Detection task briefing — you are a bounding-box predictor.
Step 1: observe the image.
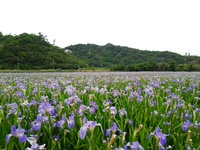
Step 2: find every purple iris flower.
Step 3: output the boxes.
[106,122,119,137]
[15,91,24,99]
[194,121,199,129]
[36,114,48,123]
[65,86,76,96]
[67,112,75,129]
[195,108,200,114]
[17,83,26,90]
[127,141,144,150]
[184,111,190,120]
[38,102,55,116]
[125,85,131,92]
[53,135,60,141]
[144,86,154,98]
[103,100,112,107]
[27,100,37,107]
[92,86,99,93]
[191,83,197,88]
[148,127,168,148]
[32,87,38,95]
[166,110,171,117]
[150,100,157,107]
[64,95,81,106]
[154,127,168,147]
[90,101,98,110]
[77,104,89,116]
[113,90,120,97]
[110,107,117,117]
[129,91,143,102]
[129,120,133,126]
[40,96,49,102]
[136,95,143,102]
[182,120,191,131]
[128,91,138,99]
[99,88,106,94]
[177,103,183,109]
[53,115,66,129]
[89,107,95,114]
[119,108,127,117]
[26,137,46,150]
[6,102,18,119]
[30,120,42,131]
[89,101,98,114]
[170,93,178,100]
[153,110,158,116]
[6,125,27,143]
[30,114,48,131]
[79,121,103,140]
[135,81,140,86]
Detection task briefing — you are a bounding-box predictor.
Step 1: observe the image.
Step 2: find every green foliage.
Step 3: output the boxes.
[0,32,87,70]
[1,32,200,71]
[66,43,200,71]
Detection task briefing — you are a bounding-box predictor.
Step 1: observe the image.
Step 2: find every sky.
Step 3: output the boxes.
[1,0,200,56]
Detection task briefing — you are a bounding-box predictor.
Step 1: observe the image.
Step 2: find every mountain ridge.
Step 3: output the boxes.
[66,43,200,69]
[1,32,200,71]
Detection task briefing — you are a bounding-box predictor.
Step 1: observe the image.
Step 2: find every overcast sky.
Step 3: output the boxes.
[1,0,200,56]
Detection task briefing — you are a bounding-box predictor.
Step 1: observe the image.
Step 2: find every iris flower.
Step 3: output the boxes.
[31,114,48,131]
[6,125,27,143]
[67,112,75,129]
[106,122,120,137]
[53,115,66,129]
[110,107,117,117]
[26,137,45,150]
[119,108,127,117]
[38,102,55,116]
[182,120,191,131]
[6,102,18,119]
[77,104,89,116]
[127,141,144,150]
[148,127,169,148]
[79,121,103,140]
[113,90,120,97]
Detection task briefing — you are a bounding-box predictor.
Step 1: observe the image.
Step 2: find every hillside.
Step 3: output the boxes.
[1,32,200,71]
[66,43,200,71]
[0,32,87,69]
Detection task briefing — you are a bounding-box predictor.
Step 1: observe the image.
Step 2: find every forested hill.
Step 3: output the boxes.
[1,32,200,71]
[66,43,200,71]
[0,32,87,69]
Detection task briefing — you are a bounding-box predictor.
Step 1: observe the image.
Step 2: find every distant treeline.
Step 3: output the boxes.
[110,61,200,71]
[1,32,200,71]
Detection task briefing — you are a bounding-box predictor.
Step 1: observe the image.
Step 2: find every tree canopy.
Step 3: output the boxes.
[0,32,200,71]
[0,32,87,70]
[66,43,200,71]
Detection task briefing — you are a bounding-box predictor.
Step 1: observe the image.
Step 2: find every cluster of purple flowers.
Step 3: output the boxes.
[2,72,200,150]
[148,127,169,150]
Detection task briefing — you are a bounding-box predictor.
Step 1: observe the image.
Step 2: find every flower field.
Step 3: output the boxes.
[0,72,200,150]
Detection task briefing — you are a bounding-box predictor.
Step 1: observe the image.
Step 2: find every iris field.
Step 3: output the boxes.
[0,72,200,150]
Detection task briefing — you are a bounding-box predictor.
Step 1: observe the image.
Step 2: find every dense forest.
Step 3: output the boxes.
[1,32,200,71]
[66,43,200,71]
[0,32,87,69]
